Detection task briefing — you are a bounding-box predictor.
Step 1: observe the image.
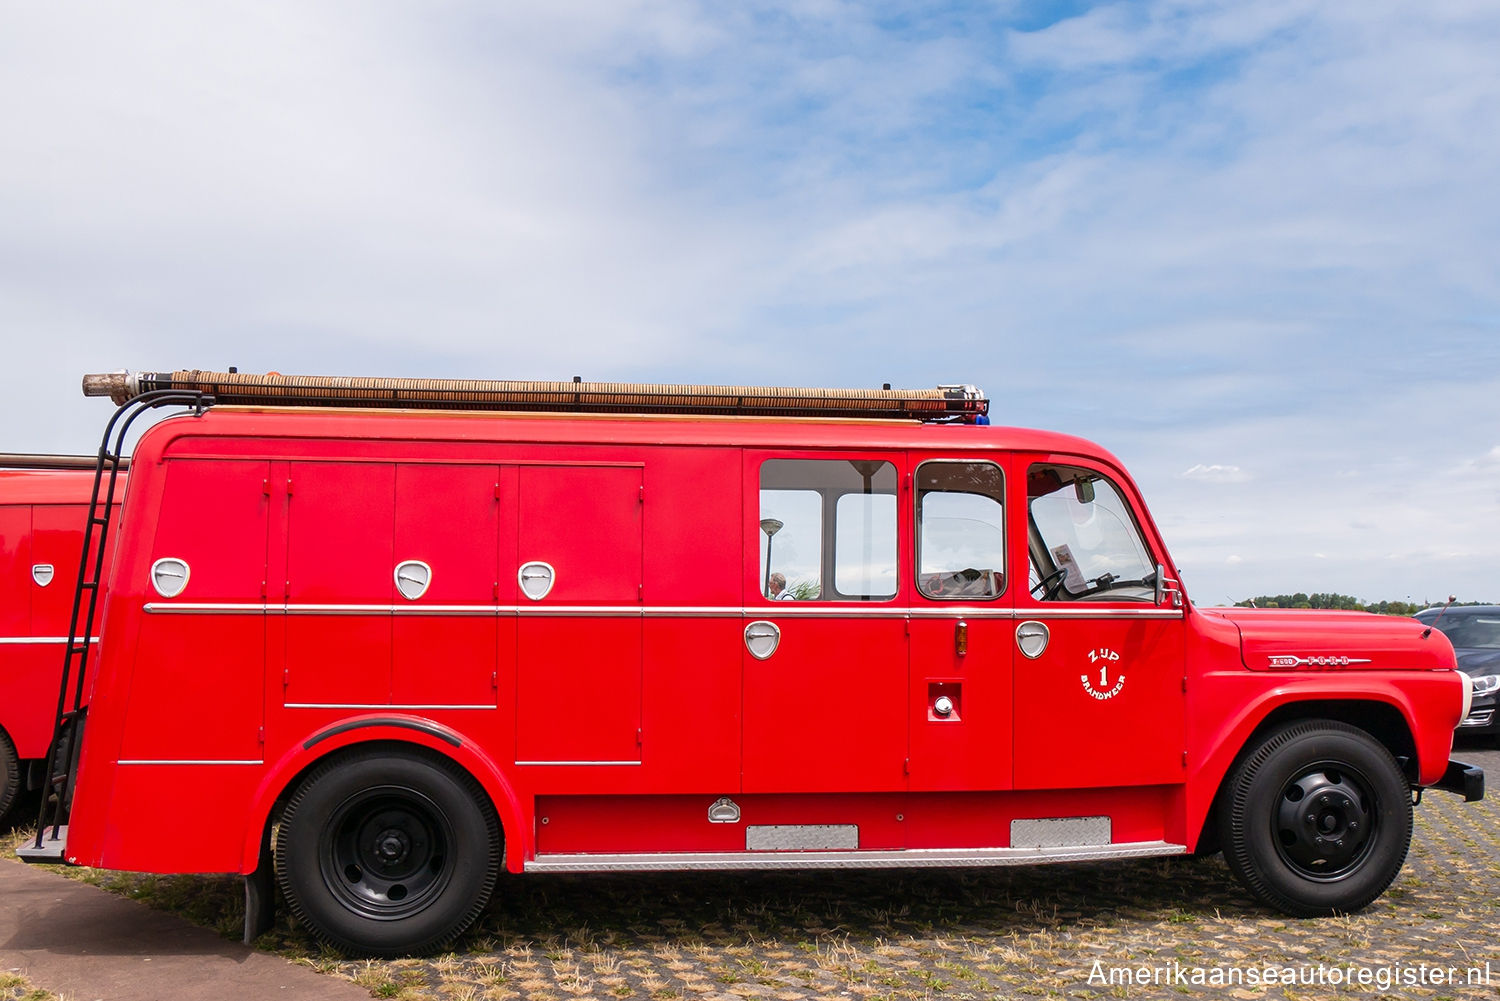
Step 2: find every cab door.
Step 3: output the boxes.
[906,457,1014,791]
[741,453,907,793]
[1011,457,1186,789]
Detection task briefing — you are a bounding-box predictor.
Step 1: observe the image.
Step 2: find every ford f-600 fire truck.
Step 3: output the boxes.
[0,457,119,824]
[23,370,1483,958]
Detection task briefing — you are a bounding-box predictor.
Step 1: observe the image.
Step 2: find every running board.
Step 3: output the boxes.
[16,826,68,864]
[524,840,1186,873]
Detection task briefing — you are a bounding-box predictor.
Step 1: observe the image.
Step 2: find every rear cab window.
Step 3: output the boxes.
[758,458,897,602]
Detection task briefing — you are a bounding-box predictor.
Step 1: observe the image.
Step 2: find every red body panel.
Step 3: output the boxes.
[0,471,116,763]
[58,409,1466,878]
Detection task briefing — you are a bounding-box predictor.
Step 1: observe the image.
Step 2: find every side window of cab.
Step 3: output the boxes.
[1026,463,1156,602]
[758,459,897,601]
[915,461,1005,600]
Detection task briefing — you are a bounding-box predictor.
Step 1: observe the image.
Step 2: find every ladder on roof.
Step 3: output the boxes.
[82,369,989,422]
[23,390,211,861]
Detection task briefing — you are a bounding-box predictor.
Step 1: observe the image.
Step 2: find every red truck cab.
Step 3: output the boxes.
[23,371,1483,957]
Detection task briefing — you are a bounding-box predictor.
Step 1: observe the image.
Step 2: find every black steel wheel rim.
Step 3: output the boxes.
[1272,760,1377,881]
[319,786,456,919]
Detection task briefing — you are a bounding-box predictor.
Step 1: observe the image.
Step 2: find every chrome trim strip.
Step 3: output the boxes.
[142,601,1186,620]
[525,840,1185,873]
[391,606,501,616]
[0,636,98,644]
[517,606,644,617]
[285,703,496,710]
[117,759,264,766]
[1023,607,1184,619]
[516,760,643,767]
[145,603,270,614]
[740,606,908,618]
[646,606,743,617]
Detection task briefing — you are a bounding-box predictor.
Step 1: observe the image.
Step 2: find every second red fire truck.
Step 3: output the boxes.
[0,457,118,825]
[23,370,1484,957]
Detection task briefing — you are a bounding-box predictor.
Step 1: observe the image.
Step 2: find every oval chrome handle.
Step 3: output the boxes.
[744,620,782,660]
[518,561,556,600]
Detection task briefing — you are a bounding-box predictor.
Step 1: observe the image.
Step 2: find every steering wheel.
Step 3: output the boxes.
[1030,566,1069,601]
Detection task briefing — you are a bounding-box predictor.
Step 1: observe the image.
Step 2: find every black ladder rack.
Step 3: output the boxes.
[27,391,211,858]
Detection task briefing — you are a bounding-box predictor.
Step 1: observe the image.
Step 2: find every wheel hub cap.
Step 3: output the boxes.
[1276,768,1374,879]
[374,828,410,865]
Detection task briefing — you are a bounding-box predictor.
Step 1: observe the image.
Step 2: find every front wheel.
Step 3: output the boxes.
[275,747,501,957]
[1218,721,1411,916]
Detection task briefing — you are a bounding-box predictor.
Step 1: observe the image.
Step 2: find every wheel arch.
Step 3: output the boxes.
[1190,696,1417,855]
[239,715,528,875]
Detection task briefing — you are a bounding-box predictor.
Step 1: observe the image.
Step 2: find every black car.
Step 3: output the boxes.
[1414,604,1500,743]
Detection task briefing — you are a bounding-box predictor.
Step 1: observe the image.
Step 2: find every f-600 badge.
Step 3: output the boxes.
[1081,647,1126,700]
[1267,654,1372,668]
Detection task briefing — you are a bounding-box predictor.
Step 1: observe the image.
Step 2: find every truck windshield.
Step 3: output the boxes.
[1028,463,1154,601]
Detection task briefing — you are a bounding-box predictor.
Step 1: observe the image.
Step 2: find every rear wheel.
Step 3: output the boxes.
[1219,721,1411,916]
[275,747,501,957]
[0,729,19,826]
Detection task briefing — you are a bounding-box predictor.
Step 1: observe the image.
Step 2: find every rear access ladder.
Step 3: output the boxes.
[19,390,209,862]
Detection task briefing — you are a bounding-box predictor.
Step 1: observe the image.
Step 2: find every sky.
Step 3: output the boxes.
[2,0,1498,606]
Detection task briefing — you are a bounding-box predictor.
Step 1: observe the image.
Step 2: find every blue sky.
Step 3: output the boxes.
[3,1,1498,605]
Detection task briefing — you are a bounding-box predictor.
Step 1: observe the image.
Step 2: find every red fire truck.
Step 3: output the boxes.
[23,370,1483,958]
[0,458,119,825]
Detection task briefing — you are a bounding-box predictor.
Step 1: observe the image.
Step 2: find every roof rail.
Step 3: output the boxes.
[83,370,987,422]
[0,453,131,471]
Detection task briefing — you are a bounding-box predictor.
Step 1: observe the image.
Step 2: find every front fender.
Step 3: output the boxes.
[239,713,530,874]
[1184,670,1462,851]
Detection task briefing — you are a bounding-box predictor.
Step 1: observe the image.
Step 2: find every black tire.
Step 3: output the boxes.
[0,728,19,826]
[1218,720,1411,916]
[274,747,501,957]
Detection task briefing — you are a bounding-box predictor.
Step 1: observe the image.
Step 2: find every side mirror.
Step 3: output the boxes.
[1155,563,1183,608]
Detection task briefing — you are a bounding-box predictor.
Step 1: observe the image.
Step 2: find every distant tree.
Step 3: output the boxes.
[1233,594,1489,616]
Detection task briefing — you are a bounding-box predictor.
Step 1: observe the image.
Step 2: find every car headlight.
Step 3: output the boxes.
[1471,674,1500,696]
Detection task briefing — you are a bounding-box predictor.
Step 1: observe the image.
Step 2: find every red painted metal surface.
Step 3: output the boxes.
[392,463,504,708]
[53,407,1468,882]
[0,471,114,764]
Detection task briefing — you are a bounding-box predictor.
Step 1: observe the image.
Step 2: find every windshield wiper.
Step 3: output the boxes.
[1086,570,1155,593]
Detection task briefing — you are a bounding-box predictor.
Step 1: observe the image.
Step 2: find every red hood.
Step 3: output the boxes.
[1200,607,1457,672]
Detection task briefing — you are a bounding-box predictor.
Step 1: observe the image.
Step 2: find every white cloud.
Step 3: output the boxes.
[1180,464,1250,483]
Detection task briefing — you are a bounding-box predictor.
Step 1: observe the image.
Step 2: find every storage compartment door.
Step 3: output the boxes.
[514,465,642,764]
[120,460,269,762]
[391,464,503,707]
[283,462,395,708]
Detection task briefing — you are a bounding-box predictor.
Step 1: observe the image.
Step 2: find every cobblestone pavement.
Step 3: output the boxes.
[10,746,1498,1000]
[258,744,1498,1000]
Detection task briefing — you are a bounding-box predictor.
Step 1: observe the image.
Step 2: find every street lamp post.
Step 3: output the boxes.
[760,518,784,595]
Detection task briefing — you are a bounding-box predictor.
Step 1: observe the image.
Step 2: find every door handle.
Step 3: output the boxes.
[744,620,781,660]
[1016,620,1050,659]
